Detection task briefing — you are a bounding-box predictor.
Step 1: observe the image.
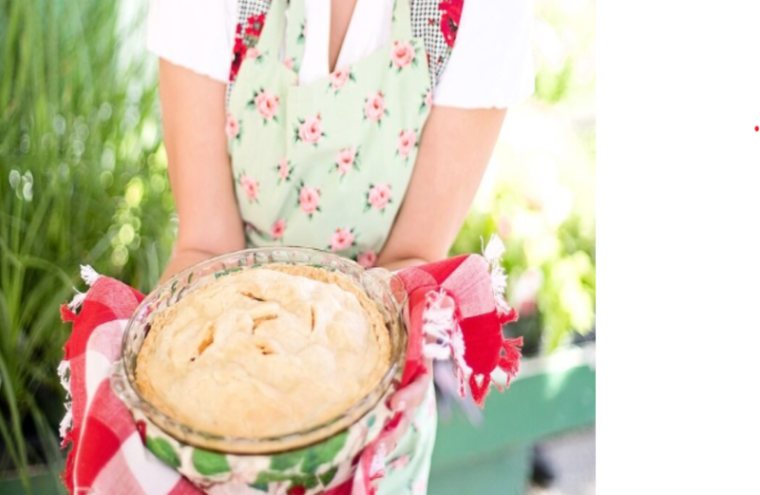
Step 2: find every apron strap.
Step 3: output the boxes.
[227,0,424,107]
[256,0,288,54]
[283,0,307,72]
[391,0,414,40]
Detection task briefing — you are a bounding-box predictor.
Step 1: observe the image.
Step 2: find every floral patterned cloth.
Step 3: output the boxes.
[226,0,437,493]
[227,0,466,102]
[227,0,432,266]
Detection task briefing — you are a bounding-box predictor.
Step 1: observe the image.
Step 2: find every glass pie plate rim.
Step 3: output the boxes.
[110,247,407,455]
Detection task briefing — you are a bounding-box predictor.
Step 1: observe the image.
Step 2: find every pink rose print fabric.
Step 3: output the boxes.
[240,175,259,202]
[329,227,356,252]
[390,40,415,70]
[297,182,321,217]
[364,92,389,124]
[270,218,286,240]
[366,183,392,212]
[295,115,325,146]
[225,115,240,138]
[226,0,436,274]
[329,68,355,92]
[397,129,417,160]
[250,89,279,123]
[357,250,378,268]
[246,47,261,60]
[424,90,433,110]
[388,455,410,470]
[276,158,292,184]
[335,147,360,176]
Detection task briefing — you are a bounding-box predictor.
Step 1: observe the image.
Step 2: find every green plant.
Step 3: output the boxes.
[0,0,174,489]
[532,0,595,109]
[451,178,595,353]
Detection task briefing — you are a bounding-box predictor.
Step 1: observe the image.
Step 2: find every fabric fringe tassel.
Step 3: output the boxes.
[420,289,457,358]
[462,234,523,406]
[467,335,523,406]
[422,236,523,404]
[420,289,472,398]
[60,265,100,322]
[57,360,73,444]
[483,234,517,319]
[58,264,100,492]
[469,373,492,407]
[483,235,523,384]
[80,264,100,286]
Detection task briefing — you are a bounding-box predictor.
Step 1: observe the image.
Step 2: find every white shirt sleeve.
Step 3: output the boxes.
[145,0,533,104]
[146,0,237,83]
[434,0,535,109]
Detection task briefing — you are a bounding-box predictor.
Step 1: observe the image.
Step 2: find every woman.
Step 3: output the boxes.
[149,0,533,492]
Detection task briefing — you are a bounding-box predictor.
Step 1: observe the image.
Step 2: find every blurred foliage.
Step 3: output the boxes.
[533,0,595,109]
[451,186,595,354]
[451,0,596,353]
[0,0,174,486]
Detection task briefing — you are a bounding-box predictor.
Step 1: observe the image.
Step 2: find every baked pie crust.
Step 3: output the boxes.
[135,265,391,438]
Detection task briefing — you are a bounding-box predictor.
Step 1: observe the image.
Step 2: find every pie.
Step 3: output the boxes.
[135,265,391,438]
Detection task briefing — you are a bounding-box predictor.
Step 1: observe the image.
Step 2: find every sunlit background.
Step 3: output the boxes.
[0,0,595,493]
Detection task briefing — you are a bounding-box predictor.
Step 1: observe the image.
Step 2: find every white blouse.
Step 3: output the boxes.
[147,0,535,108]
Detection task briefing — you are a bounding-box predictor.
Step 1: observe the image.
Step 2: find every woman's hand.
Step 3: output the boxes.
[369,258,435,453]
[380,358,433,453]
[371,108,507,453]
[160,247,226,284]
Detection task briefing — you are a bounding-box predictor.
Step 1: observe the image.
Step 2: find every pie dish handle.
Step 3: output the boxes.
[110,359,142,412]
[363,266,408,313]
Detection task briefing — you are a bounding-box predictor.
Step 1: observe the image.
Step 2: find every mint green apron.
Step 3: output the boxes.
[227,0,436,492]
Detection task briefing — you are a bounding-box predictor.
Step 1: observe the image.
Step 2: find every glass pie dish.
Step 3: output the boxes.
[110,247,407,493]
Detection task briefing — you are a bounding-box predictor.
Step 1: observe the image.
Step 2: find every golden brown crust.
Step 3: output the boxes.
[135,265,390,438]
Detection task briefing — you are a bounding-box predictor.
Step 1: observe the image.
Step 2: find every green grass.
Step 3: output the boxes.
[0,0,175,488]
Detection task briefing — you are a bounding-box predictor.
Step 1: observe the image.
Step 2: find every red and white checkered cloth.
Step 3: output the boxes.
[59,240,521,495]
[396,242,523,406]
[354,238,523,494]
[59,272,200,494]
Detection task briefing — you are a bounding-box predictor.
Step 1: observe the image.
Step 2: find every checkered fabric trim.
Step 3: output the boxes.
[238,0,272,21]
[226,0,271,105]
[227,0,460,105]
[410,0,457,89]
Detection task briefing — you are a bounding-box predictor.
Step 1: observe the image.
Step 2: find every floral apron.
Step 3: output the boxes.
[226,0,436,493]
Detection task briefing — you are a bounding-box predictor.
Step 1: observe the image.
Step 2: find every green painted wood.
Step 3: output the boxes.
[0,469,65,495]
[428,344,595,494]
[432,343,595,469]
[429,445,531,495]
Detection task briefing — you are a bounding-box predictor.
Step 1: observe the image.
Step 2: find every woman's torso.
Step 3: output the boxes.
[226,0,439,265]
[225,2,439,492]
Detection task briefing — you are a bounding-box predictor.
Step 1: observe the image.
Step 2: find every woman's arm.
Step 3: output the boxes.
[377,106,507,455]
[376,106,507,269]
[158,59,246,283]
